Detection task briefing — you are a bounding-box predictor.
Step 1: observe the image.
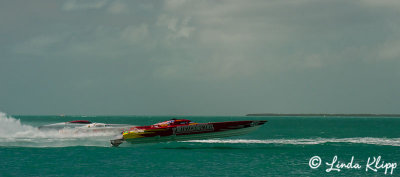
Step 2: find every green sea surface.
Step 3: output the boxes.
[1,114,400,176]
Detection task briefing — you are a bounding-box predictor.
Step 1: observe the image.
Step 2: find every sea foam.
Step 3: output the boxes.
[185,138,400,146]
[0,112,118,147]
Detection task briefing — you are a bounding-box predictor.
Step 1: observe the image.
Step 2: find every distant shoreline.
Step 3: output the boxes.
[246,113,400,117]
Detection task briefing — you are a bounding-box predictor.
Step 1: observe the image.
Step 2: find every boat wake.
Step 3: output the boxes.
[185,138,400,147]
[0,112,121,147]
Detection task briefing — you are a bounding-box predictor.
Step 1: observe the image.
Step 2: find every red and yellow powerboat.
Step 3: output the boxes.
[110,119,267,146]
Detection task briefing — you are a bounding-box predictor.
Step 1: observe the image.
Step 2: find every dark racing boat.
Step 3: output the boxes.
[110,119,267,147]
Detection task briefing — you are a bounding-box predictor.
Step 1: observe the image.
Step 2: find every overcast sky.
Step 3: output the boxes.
[1,0,400,115]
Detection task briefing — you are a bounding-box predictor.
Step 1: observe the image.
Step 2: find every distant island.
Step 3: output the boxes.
[246,113,400,117]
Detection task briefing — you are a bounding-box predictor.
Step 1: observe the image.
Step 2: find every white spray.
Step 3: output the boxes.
[0,112,118,147]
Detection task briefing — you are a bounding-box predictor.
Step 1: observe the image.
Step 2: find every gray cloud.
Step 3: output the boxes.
[62,0,108,11]
[1,0,400,115]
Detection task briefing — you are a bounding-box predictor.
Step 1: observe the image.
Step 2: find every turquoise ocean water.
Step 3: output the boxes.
[1,113,400,176]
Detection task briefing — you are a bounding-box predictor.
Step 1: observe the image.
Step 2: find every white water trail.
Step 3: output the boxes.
[0,112,39,138]
[186,138,400,146]
[0,112,119,147]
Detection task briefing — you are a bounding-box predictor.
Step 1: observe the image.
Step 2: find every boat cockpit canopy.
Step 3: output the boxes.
[153,119,192,127]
